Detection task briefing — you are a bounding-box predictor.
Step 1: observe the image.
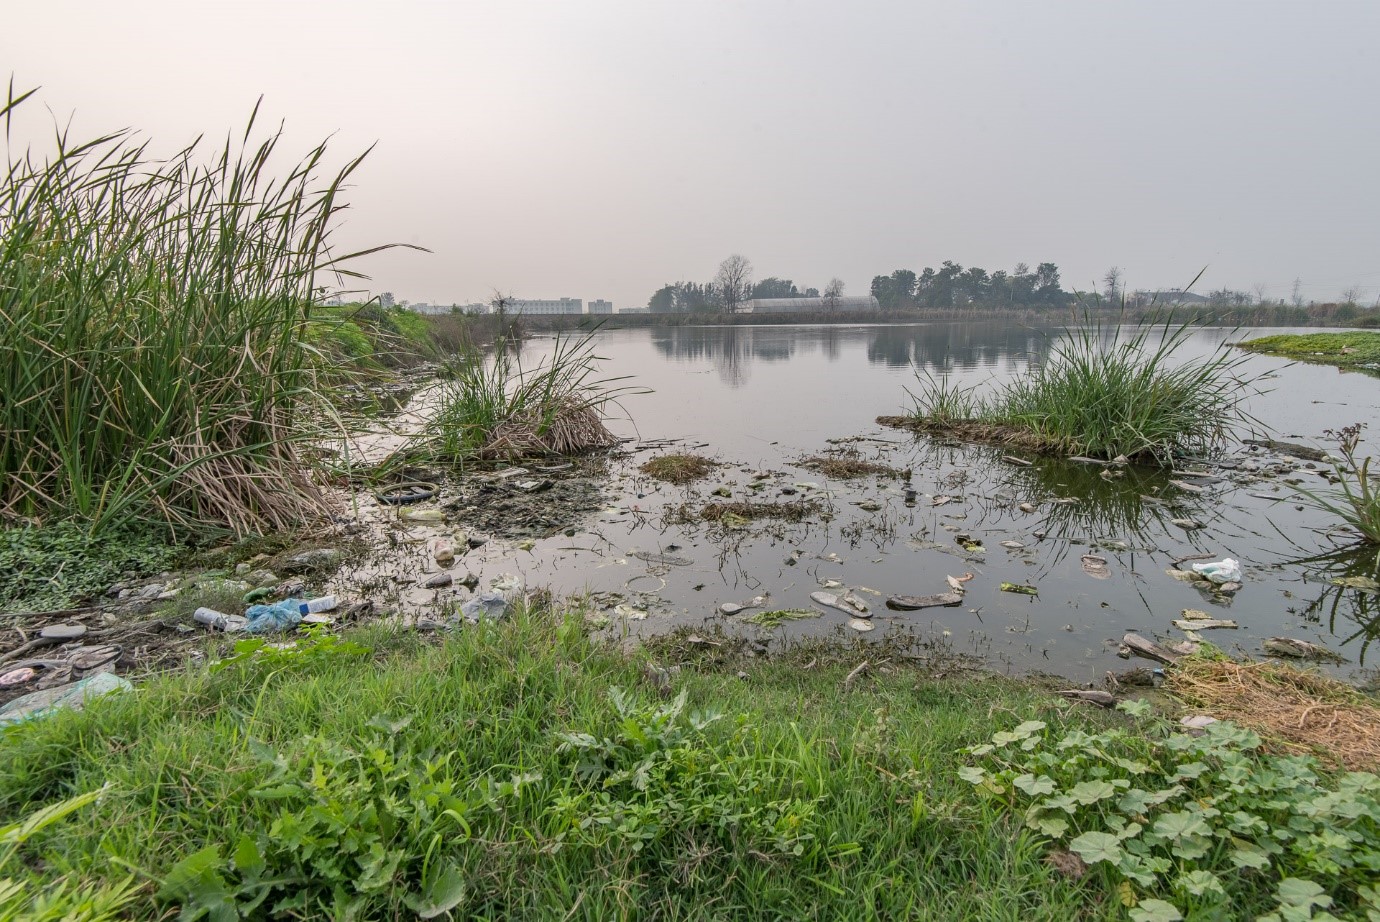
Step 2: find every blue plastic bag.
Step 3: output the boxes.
[243,599,304,634]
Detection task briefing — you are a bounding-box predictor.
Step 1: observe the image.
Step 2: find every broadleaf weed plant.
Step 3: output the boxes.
[961,700,1380,921]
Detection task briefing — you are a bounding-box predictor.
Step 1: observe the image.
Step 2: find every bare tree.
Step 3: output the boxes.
[1342,284,1364,306]
[1102,267,1124,304]
[1251,282,1268,305]
[822,277,845,312]
[714,254,753,314]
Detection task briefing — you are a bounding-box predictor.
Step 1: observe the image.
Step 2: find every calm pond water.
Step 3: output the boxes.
[334,321,1380,685]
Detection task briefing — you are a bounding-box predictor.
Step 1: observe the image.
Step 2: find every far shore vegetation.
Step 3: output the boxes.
[1237,331,1380,372]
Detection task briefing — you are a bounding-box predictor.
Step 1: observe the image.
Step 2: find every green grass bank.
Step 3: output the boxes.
[5,610,1380,920]
[1237,331,1380,373]
[0,611,1112,920]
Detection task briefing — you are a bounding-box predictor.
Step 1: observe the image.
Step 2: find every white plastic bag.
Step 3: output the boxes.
[1190,558,1242,584]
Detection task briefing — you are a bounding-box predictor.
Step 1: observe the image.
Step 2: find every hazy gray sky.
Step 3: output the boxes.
[7,0,1379,306]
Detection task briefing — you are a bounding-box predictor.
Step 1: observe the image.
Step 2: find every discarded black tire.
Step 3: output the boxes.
[375,482,438,505]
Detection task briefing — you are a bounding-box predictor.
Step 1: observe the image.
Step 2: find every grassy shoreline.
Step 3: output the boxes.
[4,609,1379,920]
[1237,331,1380,373]
[2,608,1113,920]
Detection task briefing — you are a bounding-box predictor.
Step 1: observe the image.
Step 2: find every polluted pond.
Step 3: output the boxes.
[293,326,1380,694]
[8,323,1380,718]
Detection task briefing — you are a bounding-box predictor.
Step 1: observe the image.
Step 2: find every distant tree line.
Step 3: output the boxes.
[647,255,830,313]
[871,261,1070,310]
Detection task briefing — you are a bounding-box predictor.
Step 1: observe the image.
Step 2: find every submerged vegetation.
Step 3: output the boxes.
[639,452,718,484]
[1238,331,1380,373]
[0,85,405,536]
[696,499,824,523]
[800,453,901,479]
[893,320,1258,463]
[408,333,635,464]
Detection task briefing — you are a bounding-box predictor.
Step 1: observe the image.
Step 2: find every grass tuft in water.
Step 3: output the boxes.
[799,454,900,479]
[899,317,1259,463]
[1294,424,1380,552]
[411,332,641,463]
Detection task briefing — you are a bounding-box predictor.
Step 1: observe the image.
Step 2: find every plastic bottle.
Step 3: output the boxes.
[193,607,246,631]
[298,595,338,615]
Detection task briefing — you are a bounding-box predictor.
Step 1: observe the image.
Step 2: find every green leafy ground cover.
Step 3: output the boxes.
[3,611,1111,920]
[1238,332,1380,373]
[4,610,1377,919]
[962,699,1380,921]
[0,523,186,614]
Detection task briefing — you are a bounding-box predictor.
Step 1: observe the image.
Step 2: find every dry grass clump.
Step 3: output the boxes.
[482,398,617,459]
[1167,657,1380,770]
[414,333,637,464]
[698,500,823,523]
[800,454,899,479]
[640,453,718,484]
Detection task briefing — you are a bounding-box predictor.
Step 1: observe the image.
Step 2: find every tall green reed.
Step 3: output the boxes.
[0,83,403,535]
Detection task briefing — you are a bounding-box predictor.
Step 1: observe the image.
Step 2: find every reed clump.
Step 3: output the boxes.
[0,85,397,535]
[413,333,638,463]
[894,317,1257,463]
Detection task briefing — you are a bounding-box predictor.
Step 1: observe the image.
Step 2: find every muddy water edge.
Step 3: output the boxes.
[310,322,1380,690]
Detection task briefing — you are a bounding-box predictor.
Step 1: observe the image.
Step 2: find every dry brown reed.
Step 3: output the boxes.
[1167,657,1380,770]
[481,399,617,460]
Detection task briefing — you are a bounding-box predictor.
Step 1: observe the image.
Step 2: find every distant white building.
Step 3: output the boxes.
[741,296,879,314]
[1133,290,1210,306]
[618,307,649,314]
[588,299,614,314]
[507,297,583,315]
